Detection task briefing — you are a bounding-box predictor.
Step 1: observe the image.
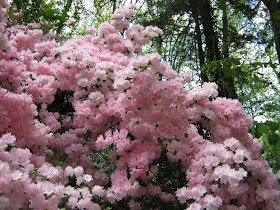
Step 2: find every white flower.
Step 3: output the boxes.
[92,185,105,197]
[88,91,105,106]
[39,182,54,196]
[113,78,130,91]
[203,109,215,120]
[74,166,84,177]
[95,69,107,80]
[0,133,16,150]
[204,195,222,210]
[11,170,23,180]
[55,185,65,197]
[83,174,93,182]
[187,203,202,210]
[65,166,74,177]
[76,176,84,185]
[38,163,59,179]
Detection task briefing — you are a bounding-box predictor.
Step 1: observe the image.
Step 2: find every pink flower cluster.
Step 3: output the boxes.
[66,18,76,25]
[0,3,279,209]
[0,133,101,210]
[176,137,278,209]
[0,0,10,51]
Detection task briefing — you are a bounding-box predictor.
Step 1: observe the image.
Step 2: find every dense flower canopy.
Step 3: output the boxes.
[0,1,279,209]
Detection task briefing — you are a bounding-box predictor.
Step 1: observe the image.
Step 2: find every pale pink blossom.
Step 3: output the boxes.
[203,194,223,210]
[187,202,202,210]
[0,133,16,150]
[88,91,105,106]
[88,27,97,34]
[183,73,192,83]
[65,166,74,177]
[92,185,105,197]
[66,18,76,25]
[0,196,10,209]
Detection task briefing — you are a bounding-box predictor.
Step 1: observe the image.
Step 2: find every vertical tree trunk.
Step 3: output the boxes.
[112,0,117,12]
[221,0,238,99]
[200,0,221,61]
[189,0,208,82]
[199,0,237,99]
[262,0,280,64]
[221,0,229,58]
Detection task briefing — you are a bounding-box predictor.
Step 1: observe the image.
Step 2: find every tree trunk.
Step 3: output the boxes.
[199,0,237,99]
[222,0,229,58]
[262,0,280,64]
[112,0,117,12]
[200,0,221,61]
[221,0,238,99]
[189,0,208,82]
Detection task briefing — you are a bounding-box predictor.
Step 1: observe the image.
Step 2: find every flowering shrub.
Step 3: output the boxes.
[0,1,279,209]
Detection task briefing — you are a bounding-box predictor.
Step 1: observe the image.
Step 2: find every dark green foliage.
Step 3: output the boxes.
[91,146,117,176]
[11,0,47,23]
[47,89,75,115]
[91,148,189,209]
[133,150,188,209]
[58,195,70,209]
[152,150,187,194]
[67,175,77,187]
[252,120,280,174]
[227,0,260,19]
[45,148,68,166]
[8,0,80,34]
[136,195,187,210]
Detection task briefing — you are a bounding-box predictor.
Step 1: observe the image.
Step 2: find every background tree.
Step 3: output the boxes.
[8,0,82,34]
[262,0,280,66]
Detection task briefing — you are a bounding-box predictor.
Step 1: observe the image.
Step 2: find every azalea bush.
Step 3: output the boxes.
[0,1,279,209]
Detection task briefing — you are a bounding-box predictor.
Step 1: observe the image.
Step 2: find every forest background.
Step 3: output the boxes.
[7,0,280,177]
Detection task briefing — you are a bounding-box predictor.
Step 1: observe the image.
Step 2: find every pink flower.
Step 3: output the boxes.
[128,200,141,210]
[203,194,223,210]
[0,196,10,209]
[73,166,84,177]
[233,148,249,163]
[88,91,105,106]
[224,138,242,150]
[176,185,207,203]
[37,181,55,196]
[83,174,93,182]
[38,163,60,179]
[68,196,78,208]
[0,161,10,176]
[87,27,97,34]
[66,18,76,25]
[187,202,202,210]
[112,7,135,19]
[92,185,105,197]
[203,109,216,120]
[65,166,74,177]
[212,164,247,186]
[176,187,188,203]
[183,73,192,83]
[0,133,16,150]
